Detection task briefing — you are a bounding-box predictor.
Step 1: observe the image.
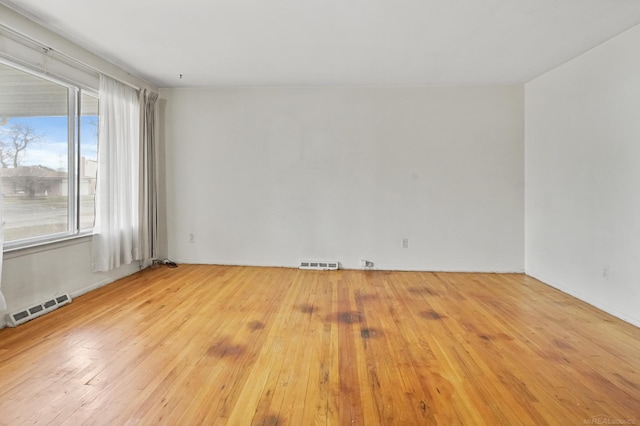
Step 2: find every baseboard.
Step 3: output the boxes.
[173,258,524,273]
[526,270,640,328]
[1,261,144,329]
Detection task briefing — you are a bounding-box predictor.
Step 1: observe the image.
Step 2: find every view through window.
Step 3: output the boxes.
[79,92,98,230]
[0,61,98,246]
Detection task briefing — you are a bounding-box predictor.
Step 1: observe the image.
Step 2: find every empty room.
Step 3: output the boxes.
[1,0,640,424]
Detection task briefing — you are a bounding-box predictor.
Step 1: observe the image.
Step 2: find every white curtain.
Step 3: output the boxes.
[0,178,6,311]
[139,89,158,261]
[92,75,141,272]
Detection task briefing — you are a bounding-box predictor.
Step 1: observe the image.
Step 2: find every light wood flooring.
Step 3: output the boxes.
[0,265,639,425]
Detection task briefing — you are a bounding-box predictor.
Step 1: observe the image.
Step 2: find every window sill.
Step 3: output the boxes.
[3,232,94,259]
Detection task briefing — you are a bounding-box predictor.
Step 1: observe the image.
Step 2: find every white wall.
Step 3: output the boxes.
[1,240,140,327]
[525,25,640,326]
[162,86,524,272]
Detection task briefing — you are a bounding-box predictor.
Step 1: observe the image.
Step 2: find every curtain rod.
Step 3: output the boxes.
[0,22,143,92]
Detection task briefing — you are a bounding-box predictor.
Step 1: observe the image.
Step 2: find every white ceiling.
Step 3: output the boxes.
[2,0,640,88]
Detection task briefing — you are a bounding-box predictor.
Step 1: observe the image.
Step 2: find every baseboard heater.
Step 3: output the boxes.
[299,260,339,271]
[6,293,72,327]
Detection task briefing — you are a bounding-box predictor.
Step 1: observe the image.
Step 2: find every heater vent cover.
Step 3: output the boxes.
[299,260,339,271]
[6,293,72,327]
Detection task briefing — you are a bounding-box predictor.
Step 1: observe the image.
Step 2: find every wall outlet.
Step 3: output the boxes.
[360,260,374,268]
[401,238,409,248]
[189,233,195,243]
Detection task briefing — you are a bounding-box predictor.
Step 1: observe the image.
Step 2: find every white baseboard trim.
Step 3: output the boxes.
[1,261,144,329]
[173,258,524,273]
[526,270,640,328]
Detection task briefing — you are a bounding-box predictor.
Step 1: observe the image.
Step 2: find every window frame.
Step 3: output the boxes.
[1,58,99,251]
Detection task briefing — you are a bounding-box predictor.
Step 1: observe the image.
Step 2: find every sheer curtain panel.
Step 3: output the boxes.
[139,89,159,261]
[92,75,141,272]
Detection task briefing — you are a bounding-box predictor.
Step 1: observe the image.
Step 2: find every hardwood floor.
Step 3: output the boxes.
[0,265,639,425]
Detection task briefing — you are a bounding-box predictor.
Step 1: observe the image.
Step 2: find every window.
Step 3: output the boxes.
[79,92,99,230]
[0,60,98,248]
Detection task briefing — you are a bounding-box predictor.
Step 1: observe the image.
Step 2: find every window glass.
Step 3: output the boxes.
[79,92,98,230]
[0,63,70,242]
[0,61,99,247]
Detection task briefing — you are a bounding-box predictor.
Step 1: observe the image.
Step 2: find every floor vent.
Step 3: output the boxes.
[299,260,339,271]
[6,293,72,327]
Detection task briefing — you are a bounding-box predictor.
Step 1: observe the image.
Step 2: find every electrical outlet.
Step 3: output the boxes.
[361,260,374,268]
[401,238,409,248]
[189,233,195,243]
